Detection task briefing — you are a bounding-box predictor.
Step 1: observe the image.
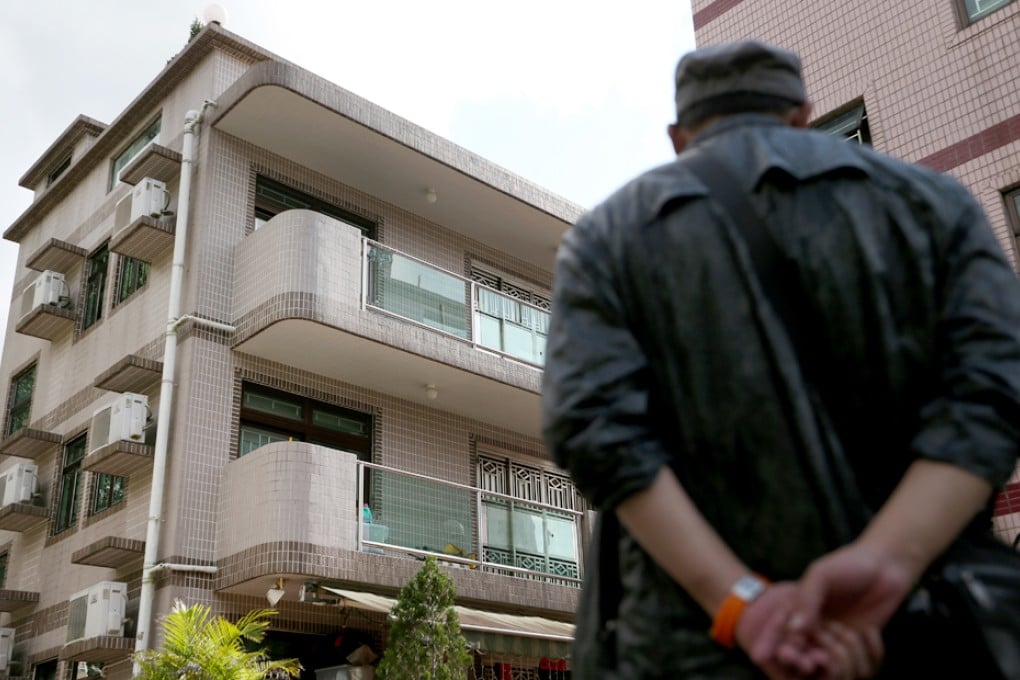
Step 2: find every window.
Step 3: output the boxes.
[478,453,580,580]
[814,103,871,145]
[111,117,161,188]
[33,659,59,680]
[5,363,36,437]
[81,244,109,330]
[958,0,1014,23]
[0,551,7,588]
[253,176,376,237]
[472,267,551,365]
[54,435,86,533]
[115,255,148,304]
[1005,188,1020,259]
[92,473,126,514]
[238,383,373,459]
[46,154,72,187]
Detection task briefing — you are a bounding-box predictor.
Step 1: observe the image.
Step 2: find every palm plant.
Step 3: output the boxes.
[133,600,301,680]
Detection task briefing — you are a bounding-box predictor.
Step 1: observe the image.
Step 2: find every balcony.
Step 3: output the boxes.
[216,442,581,617]
[232,211,545,437]
[0,427,61,459]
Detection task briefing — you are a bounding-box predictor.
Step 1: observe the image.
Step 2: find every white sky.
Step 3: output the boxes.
[0,1,696,356]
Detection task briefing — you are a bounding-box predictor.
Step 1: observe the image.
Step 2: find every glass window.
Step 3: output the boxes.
[111,117,161,188]
[253,176,376,237]
[92,473,126,514]
[238,383,373,459]
[960,0,1014,22]
[82,244,109,330]
[115,256,148,304]
[5,363,36,437]
[814,103,871,145]
[0,551,7,588]
[33,659,59,680]
[478,454,580,580]
[366,248,469,338]
[472,268,551,366]
[54,435,86,534]
[46,154,72,187]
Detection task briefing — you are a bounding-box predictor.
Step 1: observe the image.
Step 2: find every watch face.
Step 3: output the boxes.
[733,575,767,601]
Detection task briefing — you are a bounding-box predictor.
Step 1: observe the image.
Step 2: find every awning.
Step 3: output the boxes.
[319,586,574,659]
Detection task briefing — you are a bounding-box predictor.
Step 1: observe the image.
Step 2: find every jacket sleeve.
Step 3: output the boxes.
[911,182,1020,488]
[541,213,671,511]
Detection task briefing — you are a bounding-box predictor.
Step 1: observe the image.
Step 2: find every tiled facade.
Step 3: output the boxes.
[0,24,582,680]
[692,0,1020,545]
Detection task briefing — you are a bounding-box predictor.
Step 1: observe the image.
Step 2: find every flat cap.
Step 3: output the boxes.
[674,40,806,117]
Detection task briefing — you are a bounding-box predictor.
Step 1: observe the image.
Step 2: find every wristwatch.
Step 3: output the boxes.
[710,573,770,648]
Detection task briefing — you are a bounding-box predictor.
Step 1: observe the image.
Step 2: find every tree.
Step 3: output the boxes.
[133,600,301,680]
[377,556,472,680]
[188,18,204,42]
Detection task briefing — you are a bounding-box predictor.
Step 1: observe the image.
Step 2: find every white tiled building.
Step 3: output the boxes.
[0,24,583,680]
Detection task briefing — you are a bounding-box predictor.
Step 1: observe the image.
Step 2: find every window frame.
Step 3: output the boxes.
[46,154,72,187]
[54,435,86,534]
[110,116,161,189]
[5,363,36,438]
[238,382,373,459]
[253,175,377,238]
[114,254,149,305]
[956,0,1015,25]
[0,550,7,588]
[476,449,581,580]
[91,472,126,515]
[1004,187,1020,262]
[81,243,110,331]
[813,102,871,145]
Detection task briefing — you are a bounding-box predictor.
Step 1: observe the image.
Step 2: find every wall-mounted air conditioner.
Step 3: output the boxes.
[66,581,127,644]
[0,462,37,507]
[19,270,68,320]
[0,627,13,671]
[114,176,169,233]
[88,393,149,454]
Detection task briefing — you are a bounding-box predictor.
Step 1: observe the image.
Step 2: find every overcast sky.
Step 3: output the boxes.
[0,1,695,356]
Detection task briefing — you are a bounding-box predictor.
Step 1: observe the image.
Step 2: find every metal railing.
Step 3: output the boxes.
[356,461,582,586]
[362,240,549,367]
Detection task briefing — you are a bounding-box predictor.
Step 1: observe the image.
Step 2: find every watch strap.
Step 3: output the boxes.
[709,574,770,648]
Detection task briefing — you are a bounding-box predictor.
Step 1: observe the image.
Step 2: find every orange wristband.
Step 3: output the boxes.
[709,574,770,648]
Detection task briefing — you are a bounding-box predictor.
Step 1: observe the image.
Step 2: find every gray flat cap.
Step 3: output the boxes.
[674,40,806,117]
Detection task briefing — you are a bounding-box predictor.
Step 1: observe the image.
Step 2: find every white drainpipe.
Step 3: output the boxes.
[134,100,221,672]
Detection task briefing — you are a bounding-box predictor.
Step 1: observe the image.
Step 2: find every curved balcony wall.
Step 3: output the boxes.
[231,210,542,435]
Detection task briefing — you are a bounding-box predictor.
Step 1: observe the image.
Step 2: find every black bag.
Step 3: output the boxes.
[687,148,1020,680]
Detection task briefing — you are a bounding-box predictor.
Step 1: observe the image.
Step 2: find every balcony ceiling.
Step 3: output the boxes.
[235,319,542,438]
[214,84,575,271]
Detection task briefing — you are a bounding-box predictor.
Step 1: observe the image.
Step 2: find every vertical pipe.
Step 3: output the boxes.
[133,103,212,673]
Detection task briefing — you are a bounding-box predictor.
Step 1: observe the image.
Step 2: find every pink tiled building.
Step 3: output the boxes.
[691,0,1020,545]
[0,24,582,680]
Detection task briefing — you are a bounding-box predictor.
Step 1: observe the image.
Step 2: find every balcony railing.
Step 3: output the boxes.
[356,461,581,586]
[363,240,549,367]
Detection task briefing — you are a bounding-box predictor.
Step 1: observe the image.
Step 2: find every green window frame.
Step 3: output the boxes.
[111,116,161,188]
[958,0,1015,23]
[5,363,36,437]
[92,473,126,514]
[115,255,149,304]
[54,435,86,534]
[81,244,109,330]
[253,176,377,238]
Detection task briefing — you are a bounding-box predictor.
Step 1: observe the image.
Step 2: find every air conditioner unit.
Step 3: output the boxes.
[114,176,169,232]
[66,581,127,643]
[0,462,37,507]
[0,627,12,672]
[19,270,67,320]
[89,393,148,453]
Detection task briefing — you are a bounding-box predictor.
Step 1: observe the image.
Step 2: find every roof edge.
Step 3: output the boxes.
[19,116,107,189]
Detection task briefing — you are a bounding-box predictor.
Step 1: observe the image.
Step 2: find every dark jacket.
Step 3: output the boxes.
[541,115,1020,678]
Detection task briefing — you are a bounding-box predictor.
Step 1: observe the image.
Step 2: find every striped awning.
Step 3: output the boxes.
[319,587,573,659]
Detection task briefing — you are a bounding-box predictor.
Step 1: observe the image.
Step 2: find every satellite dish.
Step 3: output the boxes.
[203,4,228,25]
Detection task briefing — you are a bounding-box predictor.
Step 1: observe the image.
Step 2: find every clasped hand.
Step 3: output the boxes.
[734,543,915,680]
